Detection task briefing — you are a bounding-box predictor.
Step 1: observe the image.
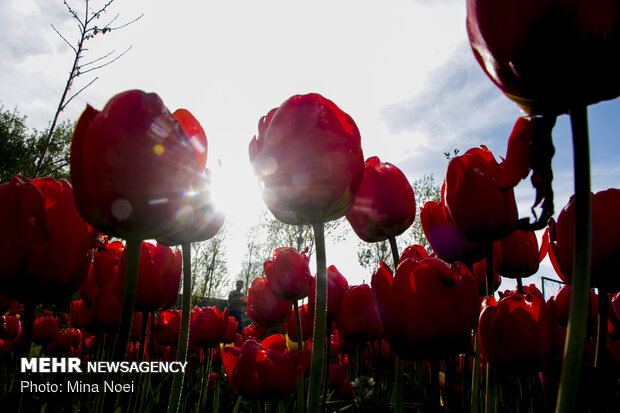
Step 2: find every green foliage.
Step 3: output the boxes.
[190,223,230,302]
[0,105,73,182]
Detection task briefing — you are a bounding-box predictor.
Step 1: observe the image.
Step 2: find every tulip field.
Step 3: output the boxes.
[2,1,620,412]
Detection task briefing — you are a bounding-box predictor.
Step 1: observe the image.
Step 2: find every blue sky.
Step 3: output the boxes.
[2,0,618,294]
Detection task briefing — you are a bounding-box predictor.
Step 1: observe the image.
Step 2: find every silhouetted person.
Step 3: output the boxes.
[228,280,246,334]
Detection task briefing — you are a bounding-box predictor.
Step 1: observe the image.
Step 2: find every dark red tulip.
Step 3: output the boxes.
[444,146,518,243]
[372,258,479,360]
[264,247,312,301]
[286,303,314,342]
[548,285,598,329]
[420,199,485,265]
[0,175,96,302]
[117,242,182,311]
[70,89,201,239]
[329,363,346,389]
[249,93,364,225]
[189,307,230,348]
[1,316,21,341]
[246,277,292,328]
[478,289,554,375]
[400,244,430,262]
[472,258,502,296]
[467,0,620,115]
[546,189,620,291]
[32,314,60,346]
[0,295,22,316]
[70,299,95,331]
[155,310,181,347]
[493,230,539,279]
[335,284,382,344]
[222,339,311,400]
[308,265,349,319]
[261,334,287,353]
[346,156,416,242]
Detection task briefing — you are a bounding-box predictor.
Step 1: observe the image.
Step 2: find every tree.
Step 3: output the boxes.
[33,0,142,178]
[190,223,230,303]
[0,106,73,182]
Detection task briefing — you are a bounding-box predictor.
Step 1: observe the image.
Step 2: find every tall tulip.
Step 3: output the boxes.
[372,257,479,360]
[246,277,292,328]
[478,288,554,375]
[335,284,382,344]
[308,265,349,319]
[466,0,620,116]
[345,156,416,242]
[263,247,312,301]
[493,229,539,279]
[444,146,518,244]
[222,339,311,400]
[189,307,234,349]
[249,93,364,225]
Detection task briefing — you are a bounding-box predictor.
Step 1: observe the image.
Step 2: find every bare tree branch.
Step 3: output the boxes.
[79,46,131,74]
[61,77,98,111]
[51,24,77,53]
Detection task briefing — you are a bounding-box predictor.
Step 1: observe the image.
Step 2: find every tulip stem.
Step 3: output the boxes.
[555,104,592,413]
[471,331,481,413]
[388,236,404,413]
[308,222,327,413]
[167,241,193,413]
[293,300,306,413]
[113,238,141,362]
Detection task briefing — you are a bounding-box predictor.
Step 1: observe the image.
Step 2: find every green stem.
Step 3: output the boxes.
[555,105,592,413]
[293,301,306,413]
[167,242,193,413]
[113,238,142,361]
[484,244,496,413]
[308,222,327,413]
[388,236,404,413]
[471,328,481,413]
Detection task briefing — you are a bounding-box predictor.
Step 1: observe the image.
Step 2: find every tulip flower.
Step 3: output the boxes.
[493,230,539,279]
[155,310,182,347]
[222,339,311,400]
[546,188,620,291]
[346,156,416,242]
[1,316,21,341]
[478,288,554,375]
[420,199,485,265]
[335,284,382,344]
[372,257,479,360]
[264,247,313,301]
[70,89,203,240]
[249,93,364,225]
[189,307,232,349]
[117,242,182,312]
[32,314,60,346]
[70,299,95,332]
[308,265,349,319]
[466,0,620,116]
[444,146,518,244]
[0,175,96,302]
[246,277,292,328]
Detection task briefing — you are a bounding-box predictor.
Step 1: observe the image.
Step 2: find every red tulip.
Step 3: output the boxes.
[1,316,21,341]
[70,299,95,331]
[478,289,554,375]
[155,310,181,347]
[246,277,292,328]
[264,247,313,301]
[222,339,311,400]
[0,176,96,302]
[70,89,201,239]
[548,285,598,329]
[32,314,60,346]
[286,303,314,342]
[467,0,620,115]
[444,146,518,243]
[420,199,485,265]
[372,258,479,360]
[493,230,539,279]
[249,93,364,225]
[346,156,416,242]
[400,244,431,262]
[261,334,287,353]
[189,307,230,348]
[172,108,208,172]
[335,284,382,344]
[329,363,346,389]
[308,265,349,319]
[546,188,620,291]
[117,242,182,311]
